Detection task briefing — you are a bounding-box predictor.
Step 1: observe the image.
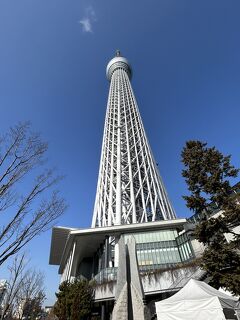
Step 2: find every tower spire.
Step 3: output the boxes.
[115,49,121,57]
[92,53,176,227]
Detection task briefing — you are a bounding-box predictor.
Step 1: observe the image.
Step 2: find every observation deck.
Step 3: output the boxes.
[106,50,132,81]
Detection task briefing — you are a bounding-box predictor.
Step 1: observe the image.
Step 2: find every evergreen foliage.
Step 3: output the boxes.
[181,140,240,295]
[54,279,94,320]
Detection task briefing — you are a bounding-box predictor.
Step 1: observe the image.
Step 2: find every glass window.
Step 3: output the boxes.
[123,228,194,271]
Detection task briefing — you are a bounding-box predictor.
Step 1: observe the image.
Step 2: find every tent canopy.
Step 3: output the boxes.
[155,279,238,320]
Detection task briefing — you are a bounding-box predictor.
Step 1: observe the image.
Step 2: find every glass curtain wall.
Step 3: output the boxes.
[124,229,194,272]
[90,229,195,283]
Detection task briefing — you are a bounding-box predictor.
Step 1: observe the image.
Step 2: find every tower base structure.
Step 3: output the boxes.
[49,218,205,319]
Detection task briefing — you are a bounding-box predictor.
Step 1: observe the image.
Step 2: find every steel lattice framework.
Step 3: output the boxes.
[92,52,176,227]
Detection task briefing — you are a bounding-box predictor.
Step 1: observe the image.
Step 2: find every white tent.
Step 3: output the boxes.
[155,279,239,320]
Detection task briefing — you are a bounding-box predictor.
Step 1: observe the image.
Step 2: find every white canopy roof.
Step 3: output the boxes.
[155,279,238,320]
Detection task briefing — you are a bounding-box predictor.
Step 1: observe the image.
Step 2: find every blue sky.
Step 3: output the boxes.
[1,0,240,306]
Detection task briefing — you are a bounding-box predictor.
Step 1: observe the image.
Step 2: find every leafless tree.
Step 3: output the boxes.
[0,254,25,319]
[1,253,45,320]
[0,122,66,265]
[15,269,45,320]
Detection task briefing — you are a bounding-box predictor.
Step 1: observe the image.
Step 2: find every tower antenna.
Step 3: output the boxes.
[115,49,121,57]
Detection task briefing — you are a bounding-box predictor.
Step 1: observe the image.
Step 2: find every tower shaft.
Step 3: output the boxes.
[92,55,175,227]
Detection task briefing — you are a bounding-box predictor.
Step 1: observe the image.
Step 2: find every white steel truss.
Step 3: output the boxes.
[92,52,176,227]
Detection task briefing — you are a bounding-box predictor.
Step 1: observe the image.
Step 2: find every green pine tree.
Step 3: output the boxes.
[70,280,94,320]
[181,140,240,295]
[53,279,94,320]
[54,281,71,320]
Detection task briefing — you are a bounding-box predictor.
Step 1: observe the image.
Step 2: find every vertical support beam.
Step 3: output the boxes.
[108,81,116,226]
[101,303,105,320]
[104,236,109,269]
[116,72,122,225]
[92,254,95,278]
[121,70,136,223]
[114,236,120,268]
[67,241,76,281]
[98,249,102,273]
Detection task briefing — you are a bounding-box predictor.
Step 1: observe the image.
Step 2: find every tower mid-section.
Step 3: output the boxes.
[92,51,176,227]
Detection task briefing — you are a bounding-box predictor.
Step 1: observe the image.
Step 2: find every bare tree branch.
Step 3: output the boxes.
[1,254,45,320]
[0,254,26,320]
[0,123,66,266]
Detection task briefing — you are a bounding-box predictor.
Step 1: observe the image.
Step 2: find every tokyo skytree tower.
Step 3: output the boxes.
[92,51,176,227]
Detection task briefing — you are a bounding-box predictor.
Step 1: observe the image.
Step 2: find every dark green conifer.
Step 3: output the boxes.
[54,279,94,320]
[182,140,240,295]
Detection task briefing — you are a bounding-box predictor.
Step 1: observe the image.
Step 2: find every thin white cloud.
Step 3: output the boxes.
[78,6,96,33]
[79,18,92,33]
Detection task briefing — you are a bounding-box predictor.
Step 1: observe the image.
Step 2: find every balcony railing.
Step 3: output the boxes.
[94,267,117,284]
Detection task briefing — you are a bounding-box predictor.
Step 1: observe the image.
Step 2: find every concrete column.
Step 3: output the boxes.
[114,236,120,267]
[101,303,105,320]
[104,236,109,269]
[67,241,76,281]
[92,255,95,278]
[98,245,103,272]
